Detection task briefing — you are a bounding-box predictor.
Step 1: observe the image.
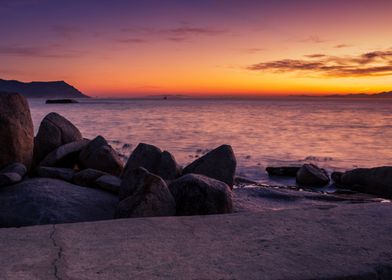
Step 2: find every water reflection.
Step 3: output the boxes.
[28,98,392,183]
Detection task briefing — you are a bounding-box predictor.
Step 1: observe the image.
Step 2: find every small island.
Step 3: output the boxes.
[46,99,79,104]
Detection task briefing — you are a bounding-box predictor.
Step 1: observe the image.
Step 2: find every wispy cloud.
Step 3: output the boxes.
[240,48,266,54]
[334,44,352,49]
[304,54,326,58]
[0,44,83,58]
[52,25,80,40]
[247,48,392,77]
[116,38,147,44]
[298,35,327,44]
[118,24,227,44]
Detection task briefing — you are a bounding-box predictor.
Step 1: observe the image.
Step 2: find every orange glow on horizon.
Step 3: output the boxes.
[1,1,392,97]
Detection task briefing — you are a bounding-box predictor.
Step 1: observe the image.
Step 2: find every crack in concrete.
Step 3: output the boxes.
[49,224,63,280]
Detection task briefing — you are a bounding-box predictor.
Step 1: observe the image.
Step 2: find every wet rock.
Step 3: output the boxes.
[168,174,233,216]
[36,166,75,182]
[0,178,117,228]
[38,139,90,168]
[0,163,27,177]
[157,151,182,181]
[0,173,22,187]
[33,112,82,167]
[79,136,123,176]
[182,145,236,188]
[296,164,330,187]
[0,92,34,170]
[339,166,392,198]
[331,171,344,184]
[234,176,259,185]
[266,166,301,177]
[115,167,176,218]
[122,143,162,178]
[73,168,108,187]
[122,143,181,181]
[120,165,155,200]
[95,175,121,194]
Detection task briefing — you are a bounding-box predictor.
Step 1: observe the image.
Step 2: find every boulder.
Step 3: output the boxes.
[116,167,176,218]
[182,145,236,188]
[0,92,34,170]
[122,143,181,181]
[73,168,108,187]
[0,163,27,177]
[95,175,121,194]
[38,139,89,168]
[168,174,233,216]
[120,166,152,200]
[0,173,22,187]
[79,136,123,176]
[266,166,301,177]
[331,171,343,184]
[0,178,117,228]
[33,112,82,166]
[122,143,162,178]
[157,151,182,181]
[36,166,75,182]
[338,166,392,198]
[296,164,330,187]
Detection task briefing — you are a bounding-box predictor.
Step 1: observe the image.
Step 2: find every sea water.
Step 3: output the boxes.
[28,97,392,185]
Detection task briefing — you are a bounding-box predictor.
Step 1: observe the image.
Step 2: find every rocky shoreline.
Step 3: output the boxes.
[0,92,391,228]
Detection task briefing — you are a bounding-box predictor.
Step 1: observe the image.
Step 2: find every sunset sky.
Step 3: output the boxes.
[1,0,392,97]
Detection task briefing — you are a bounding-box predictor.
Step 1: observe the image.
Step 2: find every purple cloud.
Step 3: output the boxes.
[248,48,392,77]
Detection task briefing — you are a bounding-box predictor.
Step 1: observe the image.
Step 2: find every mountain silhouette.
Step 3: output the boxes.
[0,79,88,98]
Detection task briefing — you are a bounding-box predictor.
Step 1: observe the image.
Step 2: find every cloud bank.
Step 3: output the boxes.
[247,49,392,77]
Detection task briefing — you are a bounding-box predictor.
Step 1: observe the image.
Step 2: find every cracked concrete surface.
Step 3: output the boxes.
[49,225,63,280]
[0,203,391,279]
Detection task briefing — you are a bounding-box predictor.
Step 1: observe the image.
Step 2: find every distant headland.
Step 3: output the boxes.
[293,91,392,98]
[0,79,89,98]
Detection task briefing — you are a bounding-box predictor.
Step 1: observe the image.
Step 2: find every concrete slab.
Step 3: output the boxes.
[0,203,391,279]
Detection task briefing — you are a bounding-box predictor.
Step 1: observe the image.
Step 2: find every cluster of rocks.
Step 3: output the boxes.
[266,164,330,187]
[0,93,235,227]
[266,164,392,198]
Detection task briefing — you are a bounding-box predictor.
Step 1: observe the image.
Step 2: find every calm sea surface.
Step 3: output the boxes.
[28,98,392,185]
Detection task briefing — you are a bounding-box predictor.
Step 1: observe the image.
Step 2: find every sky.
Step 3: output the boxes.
[1,0,392,97]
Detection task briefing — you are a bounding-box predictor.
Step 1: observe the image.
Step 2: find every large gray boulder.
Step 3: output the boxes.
[0,92,34,170]
[337,166,392,198]
[0,178,117,228]
[116,167,176,218]
[79,136,123,176]
[182,145,236,188]
[38,139,89,168]
[168,174,233,216]
[296,164,330,187]
[122,143,181,181]
[33,112,82,167]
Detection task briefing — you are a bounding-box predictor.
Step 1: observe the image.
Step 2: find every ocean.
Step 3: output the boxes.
[28,97,392,186]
